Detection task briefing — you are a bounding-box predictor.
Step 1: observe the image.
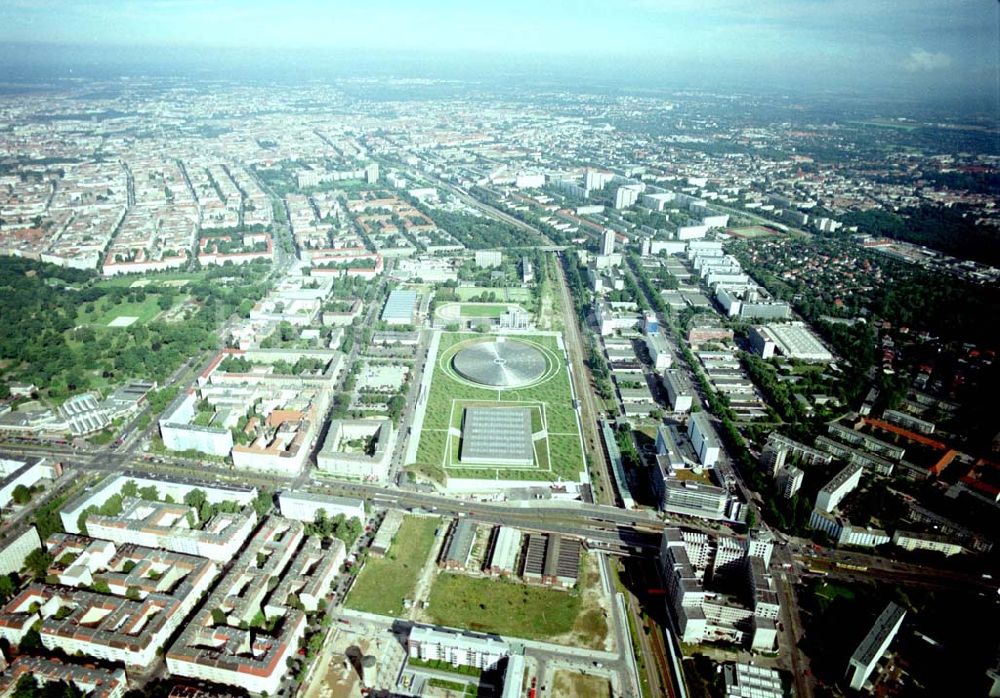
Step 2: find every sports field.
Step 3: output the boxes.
[434,301,526,324]
[454,286,531,302]
[460,303,507,317]
[414,332,585,483]
[727,225,780,239]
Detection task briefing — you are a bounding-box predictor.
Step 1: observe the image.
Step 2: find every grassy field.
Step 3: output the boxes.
[76,294,180,327]
[426,677,477,695]
[460,303,509,318]
[425,554,607,648]
[427,574,580,640]
[814,581,856,611]
[413,332,584,483]
[552,671,612,698]
[345,516,439,616]
[454,286,531,302]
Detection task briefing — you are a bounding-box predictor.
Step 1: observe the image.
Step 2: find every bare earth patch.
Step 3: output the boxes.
[552,670,612,698]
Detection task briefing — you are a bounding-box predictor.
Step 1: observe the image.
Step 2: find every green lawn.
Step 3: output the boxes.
[428,574,580,639]
[426,562,607,648]
[414,332,584,483]
[192,410,216,427]
[427,678,472,692]
[413,660,481,679]
[76,294,179,327]
[460,303,509,318]
[547,434,584,475]
[87,429,116,446]
[346,516,439,616]
[815,581,857,610]
[415,430,448,470]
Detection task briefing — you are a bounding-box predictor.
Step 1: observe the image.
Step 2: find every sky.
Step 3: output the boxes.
[0,0,997,99]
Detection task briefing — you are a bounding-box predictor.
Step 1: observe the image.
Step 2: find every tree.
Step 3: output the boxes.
[311,508,329,536]
[12,674,39,698]
[76,508,93,537]
[252,490,273,518]
[18,626,42,653]
[23,549,52,580]
[387,394,406,424]
[97,494,123,517]
[183,488,208,515]
[0,573,16,601]
[340,517,363,546]
[32,497,65,539]
[121,480,139,498]
[12,484,31,505]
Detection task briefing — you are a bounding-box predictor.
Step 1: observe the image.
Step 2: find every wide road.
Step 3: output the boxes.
[429,176,555,247]
[792,549,998,592]
[552,253,617,506]
[773,566,815,698]
[3,437,996,602]
[297,272,390,489]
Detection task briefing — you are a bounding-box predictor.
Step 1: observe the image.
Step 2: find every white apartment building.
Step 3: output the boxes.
[688,412,721,468]
[278,490,366,523]
[891,530,963,556]
[409,626,511,670]
[474,250,502,268]
[0,526,41,576]
[815,463,863,513]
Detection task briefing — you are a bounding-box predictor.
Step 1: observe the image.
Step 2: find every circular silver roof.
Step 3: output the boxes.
[452,338,547,388]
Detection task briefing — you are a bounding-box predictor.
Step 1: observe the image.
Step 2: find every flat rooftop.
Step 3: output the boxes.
[460,407,534,465]
[852,602,906,666]
[821,462,863,494]
[763,322,833,361]
[381,289,418,322]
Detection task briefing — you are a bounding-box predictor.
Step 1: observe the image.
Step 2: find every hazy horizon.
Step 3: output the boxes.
[0,0,997,105]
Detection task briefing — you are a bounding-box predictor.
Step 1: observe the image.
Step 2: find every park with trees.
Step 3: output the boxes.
[0,257,272,403]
